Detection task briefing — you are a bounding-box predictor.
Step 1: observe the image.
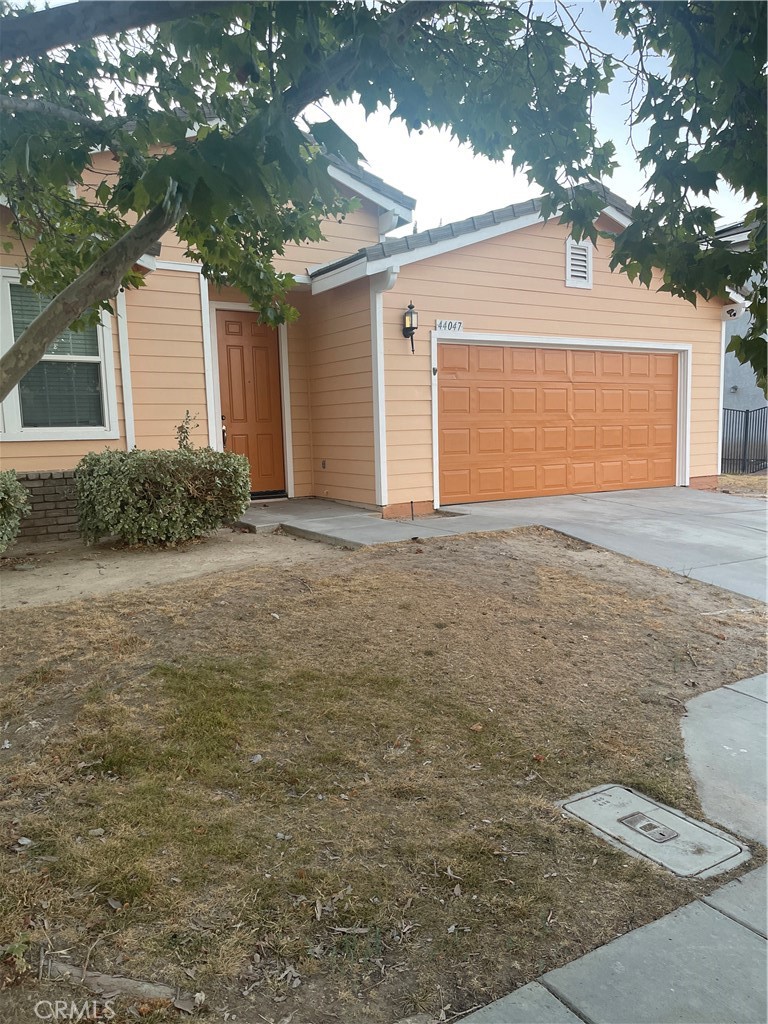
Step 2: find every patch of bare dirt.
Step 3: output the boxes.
[0,528,344,609]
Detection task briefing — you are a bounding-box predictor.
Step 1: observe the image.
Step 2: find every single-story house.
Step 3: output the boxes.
[0,155,731,540]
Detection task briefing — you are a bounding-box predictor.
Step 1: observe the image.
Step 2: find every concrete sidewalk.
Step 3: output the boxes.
[239,488,767,600]
[461,673,767,1024]
[462,871,767,1023]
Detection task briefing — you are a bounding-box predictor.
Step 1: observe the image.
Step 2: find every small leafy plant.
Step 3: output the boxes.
[0,470,30,553]
[76,443,250,547]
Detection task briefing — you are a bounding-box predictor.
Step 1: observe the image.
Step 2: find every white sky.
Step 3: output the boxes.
[322,2,749,232]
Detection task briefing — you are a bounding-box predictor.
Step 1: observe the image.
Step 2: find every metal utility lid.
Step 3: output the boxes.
[560,785,751,878]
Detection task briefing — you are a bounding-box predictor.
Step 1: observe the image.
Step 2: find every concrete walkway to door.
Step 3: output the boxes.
[239,487,766,601]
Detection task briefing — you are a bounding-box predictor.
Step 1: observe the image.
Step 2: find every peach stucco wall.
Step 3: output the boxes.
[381,216,724,506]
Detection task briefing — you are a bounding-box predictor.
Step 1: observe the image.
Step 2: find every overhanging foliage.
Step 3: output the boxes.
[0,0,765,399]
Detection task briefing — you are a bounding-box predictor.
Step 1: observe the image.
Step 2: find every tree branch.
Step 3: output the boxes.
[0,94,99,126]
[0,204,176,401]
[281,1,445,117]
[0,0,226,62]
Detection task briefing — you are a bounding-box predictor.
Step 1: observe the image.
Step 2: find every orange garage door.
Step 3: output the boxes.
[438,344,677,504]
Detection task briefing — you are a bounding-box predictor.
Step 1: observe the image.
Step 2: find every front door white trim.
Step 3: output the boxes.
[430,329,693,509]
[208,301,294,497]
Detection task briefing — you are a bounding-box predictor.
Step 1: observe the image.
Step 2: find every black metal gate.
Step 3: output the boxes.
[721,407,768,474]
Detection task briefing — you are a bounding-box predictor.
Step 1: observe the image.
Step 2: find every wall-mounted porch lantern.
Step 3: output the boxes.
[402,301,418,353]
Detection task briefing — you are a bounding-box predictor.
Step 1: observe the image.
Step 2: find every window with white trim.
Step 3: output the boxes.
[0,270,119,441]
[565,237,593,289]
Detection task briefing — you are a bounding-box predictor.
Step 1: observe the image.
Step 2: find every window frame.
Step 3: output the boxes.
[565,236,593,290]
[0,267,119,441]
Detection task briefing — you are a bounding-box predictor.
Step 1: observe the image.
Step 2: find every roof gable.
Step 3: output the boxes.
[310,183,633,293]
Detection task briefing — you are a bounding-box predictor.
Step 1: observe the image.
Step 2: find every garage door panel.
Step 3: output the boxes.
[440,345,470,371]
[540,348,569,377]
[477,467,505,495]
[571,461,598,487]
[654,354,677,377]
[540,464,569,490]
[510,387,537,412]
[601,425,624,448]
[477,427,505,453]
[442,428,471,455]
[601,389,624,412]
[509,466,537,492]
[600,351,625,376]
[627,424,650,448]
[476,387,505,413]
[573,425,597,450]
[573,388,598,412]
[441,386,470,414]
[511,427,536,451]
[601,461,624,485]
[652,457,675,481]
[438,344,677,504]
[628,353,651,377]
[627,459,650,482]
[542,426,568,451]
[476,346,505,373]
[654,390,675,413]
[509,347,537,375]
[572,350,597,378]
[542,387,568,412]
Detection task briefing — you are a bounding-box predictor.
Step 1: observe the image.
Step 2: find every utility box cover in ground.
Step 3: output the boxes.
[560,785,750,878]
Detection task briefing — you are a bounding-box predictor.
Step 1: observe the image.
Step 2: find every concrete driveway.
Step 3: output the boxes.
[450,488,767,601]
[240,487,766,601]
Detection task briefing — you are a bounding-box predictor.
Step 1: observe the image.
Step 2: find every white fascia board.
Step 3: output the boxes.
[327,164,414,226]
[602,206,632,229]
[136,254,157,272]
[310,258,368,294]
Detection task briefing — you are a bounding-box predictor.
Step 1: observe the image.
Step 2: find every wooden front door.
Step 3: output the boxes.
[217,310,285,494]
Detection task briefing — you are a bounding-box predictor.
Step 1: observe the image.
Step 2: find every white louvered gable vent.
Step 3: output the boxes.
[566,237,593,289]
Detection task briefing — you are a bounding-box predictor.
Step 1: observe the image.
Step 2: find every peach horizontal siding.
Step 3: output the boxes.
[383,217,723,505]
[303,280,375,504]
[127,269,209,450]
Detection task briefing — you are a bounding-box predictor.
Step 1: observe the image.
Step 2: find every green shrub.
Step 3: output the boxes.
[0,470,31,553]
[76,447,251,546]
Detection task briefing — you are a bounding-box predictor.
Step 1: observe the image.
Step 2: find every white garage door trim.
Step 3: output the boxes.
[430,330,693,509]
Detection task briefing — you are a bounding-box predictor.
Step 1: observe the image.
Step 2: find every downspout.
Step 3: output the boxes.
[370,266,399,509]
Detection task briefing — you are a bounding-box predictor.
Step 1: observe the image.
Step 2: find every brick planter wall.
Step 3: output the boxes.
[17,471,80,542]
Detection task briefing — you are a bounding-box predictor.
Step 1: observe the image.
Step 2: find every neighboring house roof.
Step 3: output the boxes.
[309,182,633,291]
[715,221,751,250]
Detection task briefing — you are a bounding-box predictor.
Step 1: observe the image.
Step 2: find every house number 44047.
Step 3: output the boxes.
[436,319,464,332]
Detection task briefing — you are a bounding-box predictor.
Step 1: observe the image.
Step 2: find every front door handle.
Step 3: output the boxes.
[221,414,227,449]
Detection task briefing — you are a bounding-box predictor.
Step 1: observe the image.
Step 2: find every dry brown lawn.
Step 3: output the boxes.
[1,528,765,1024]
[716,473,768,498]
